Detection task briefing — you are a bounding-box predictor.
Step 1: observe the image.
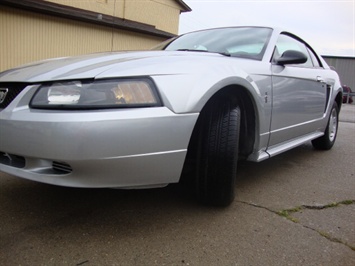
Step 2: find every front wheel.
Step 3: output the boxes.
[312,102,339,150]
[194,97,241,207]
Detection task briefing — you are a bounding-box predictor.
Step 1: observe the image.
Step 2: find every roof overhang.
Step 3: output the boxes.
[0,0,177,39]
[175,0,192,12]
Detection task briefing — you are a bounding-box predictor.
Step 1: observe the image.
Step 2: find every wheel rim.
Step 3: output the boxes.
[328,108,337,142]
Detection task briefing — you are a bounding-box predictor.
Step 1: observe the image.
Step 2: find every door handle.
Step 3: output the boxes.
[316,76,325,83]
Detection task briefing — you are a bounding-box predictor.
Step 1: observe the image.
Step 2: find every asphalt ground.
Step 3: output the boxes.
[0,104,354,266]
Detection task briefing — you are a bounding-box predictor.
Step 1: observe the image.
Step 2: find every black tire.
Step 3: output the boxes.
[312,102,339,150]
[194,97,241,207]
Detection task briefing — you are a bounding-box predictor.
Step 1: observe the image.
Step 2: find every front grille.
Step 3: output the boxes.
[52,161,73,174]
[0,83,29,109]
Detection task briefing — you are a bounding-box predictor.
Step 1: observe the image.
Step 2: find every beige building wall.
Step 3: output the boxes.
[124,0,182,34]
[45,0,182,34]
[0,5,171,72]
[44,0,122,18]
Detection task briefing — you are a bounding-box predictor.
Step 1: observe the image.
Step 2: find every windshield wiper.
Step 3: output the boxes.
[217,51,231,57]
[177,49,206,52]
[176,49,231,57]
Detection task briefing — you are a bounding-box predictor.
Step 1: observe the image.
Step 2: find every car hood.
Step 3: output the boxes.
[0,51,239,83]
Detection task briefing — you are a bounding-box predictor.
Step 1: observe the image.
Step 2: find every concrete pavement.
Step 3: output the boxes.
[340,103,355,123]
[0,104,354,265]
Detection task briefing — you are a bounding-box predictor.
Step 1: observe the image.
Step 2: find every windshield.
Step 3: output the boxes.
[154,27,273,60]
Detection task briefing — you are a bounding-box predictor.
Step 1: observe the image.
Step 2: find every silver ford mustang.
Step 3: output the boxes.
[0,27,342,206]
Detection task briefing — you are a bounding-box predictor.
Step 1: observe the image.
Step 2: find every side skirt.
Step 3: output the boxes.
[248,131,324,162]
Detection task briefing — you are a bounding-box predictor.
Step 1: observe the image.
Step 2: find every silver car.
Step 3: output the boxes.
[0,27,342,206]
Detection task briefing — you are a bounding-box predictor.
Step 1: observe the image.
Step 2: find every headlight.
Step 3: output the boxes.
[30,78,161,109]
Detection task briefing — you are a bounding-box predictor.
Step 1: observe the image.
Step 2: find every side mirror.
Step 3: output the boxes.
[275,50,308,65]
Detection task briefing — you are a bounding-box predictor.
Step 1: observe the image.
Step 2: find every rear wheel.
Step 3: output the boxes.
[194,97,241,207]
[312,102,339,150]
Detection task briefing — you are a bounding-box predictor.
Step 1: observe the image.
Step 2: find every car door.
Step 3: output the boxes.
[268,33,327,147]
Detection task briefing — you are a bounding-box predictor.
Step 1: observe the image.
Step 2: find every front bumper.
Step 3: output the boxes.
[0,88,198,187]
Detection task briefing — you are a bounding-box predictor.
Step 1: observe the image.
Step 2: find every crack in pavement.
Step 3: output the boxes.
[237,200,355,251]
[302,200,355,210]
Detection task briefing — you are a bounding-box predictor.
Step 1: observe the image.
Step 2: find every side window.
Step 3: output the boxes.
[273,34,313,67]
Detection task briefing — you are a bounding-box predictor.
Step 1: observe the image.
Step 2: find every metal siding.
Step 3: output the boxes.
[323,57,355,90]
[0,6,165,71]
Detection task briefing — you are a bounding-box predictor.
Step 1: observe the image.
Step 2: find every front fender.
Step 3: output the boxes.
[152,63,273,159]
[152,65,263,114]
